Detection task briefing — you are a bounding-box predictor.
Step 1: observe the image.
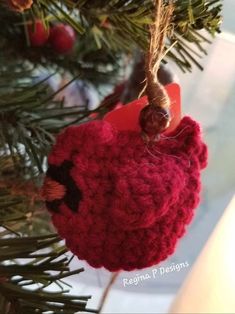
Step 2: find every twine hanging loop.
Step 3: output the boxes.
[139,0,174,142]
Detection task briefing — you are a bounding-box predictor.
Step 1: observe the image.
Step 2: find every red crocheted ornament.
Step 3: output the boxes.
[42,110,208,271]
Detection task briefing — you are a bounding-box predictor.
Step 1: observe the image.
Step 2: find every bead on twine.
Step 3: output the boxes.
[139,0,174,142]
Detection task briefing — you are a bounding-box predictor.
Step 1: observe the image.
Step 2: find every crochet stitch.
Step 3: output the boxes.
[42,116,207,271]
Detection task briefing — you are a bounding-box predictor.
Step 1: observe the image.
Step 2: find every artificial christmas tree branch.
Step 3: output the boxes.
[0,160,97,313]
[1,1,222,74]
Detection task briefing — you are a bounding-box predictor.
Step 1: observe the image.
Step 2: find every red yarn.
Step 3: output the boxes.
[43,116,208,271]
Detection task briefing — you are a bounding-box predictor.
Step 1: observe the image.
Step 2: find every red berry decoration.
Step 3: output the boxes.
[28,20,49,47]
[49,24,76,54]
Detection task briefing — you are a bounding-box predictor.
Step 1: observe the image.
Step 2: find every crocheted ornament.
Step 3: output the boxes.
[41,96,207,271]
[42,0,208,271]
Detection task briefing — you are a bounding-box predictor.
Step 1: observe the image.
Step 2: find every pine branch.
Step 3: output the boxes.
[0,65,95,174]
[0,160,96,314]
[0,0,222,73]
[0,236,96,313]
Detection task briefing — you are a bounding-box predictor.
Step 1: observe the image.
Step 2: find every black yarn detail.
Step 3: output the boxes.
[46,200,62,213]
[46,160,82,213]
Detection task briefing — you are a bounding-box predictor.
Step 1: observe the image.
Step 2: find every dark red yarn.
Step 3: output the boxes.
[43,116,208,271]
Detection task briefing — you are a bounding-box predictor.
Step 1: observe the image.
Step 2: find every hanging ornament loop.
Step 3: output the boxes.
[139,0,174,141]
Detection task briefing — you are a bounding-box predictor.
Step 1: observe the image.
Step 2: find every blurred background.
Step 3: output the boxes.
[66,1,235,312]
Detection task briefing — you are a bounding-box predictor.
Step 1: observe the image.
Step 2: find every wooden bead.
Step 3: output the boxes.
[139,105,170,138]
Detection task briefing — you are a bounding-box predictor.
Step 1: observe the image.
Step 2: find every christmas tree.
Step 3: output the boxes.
[0,0,222,313]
